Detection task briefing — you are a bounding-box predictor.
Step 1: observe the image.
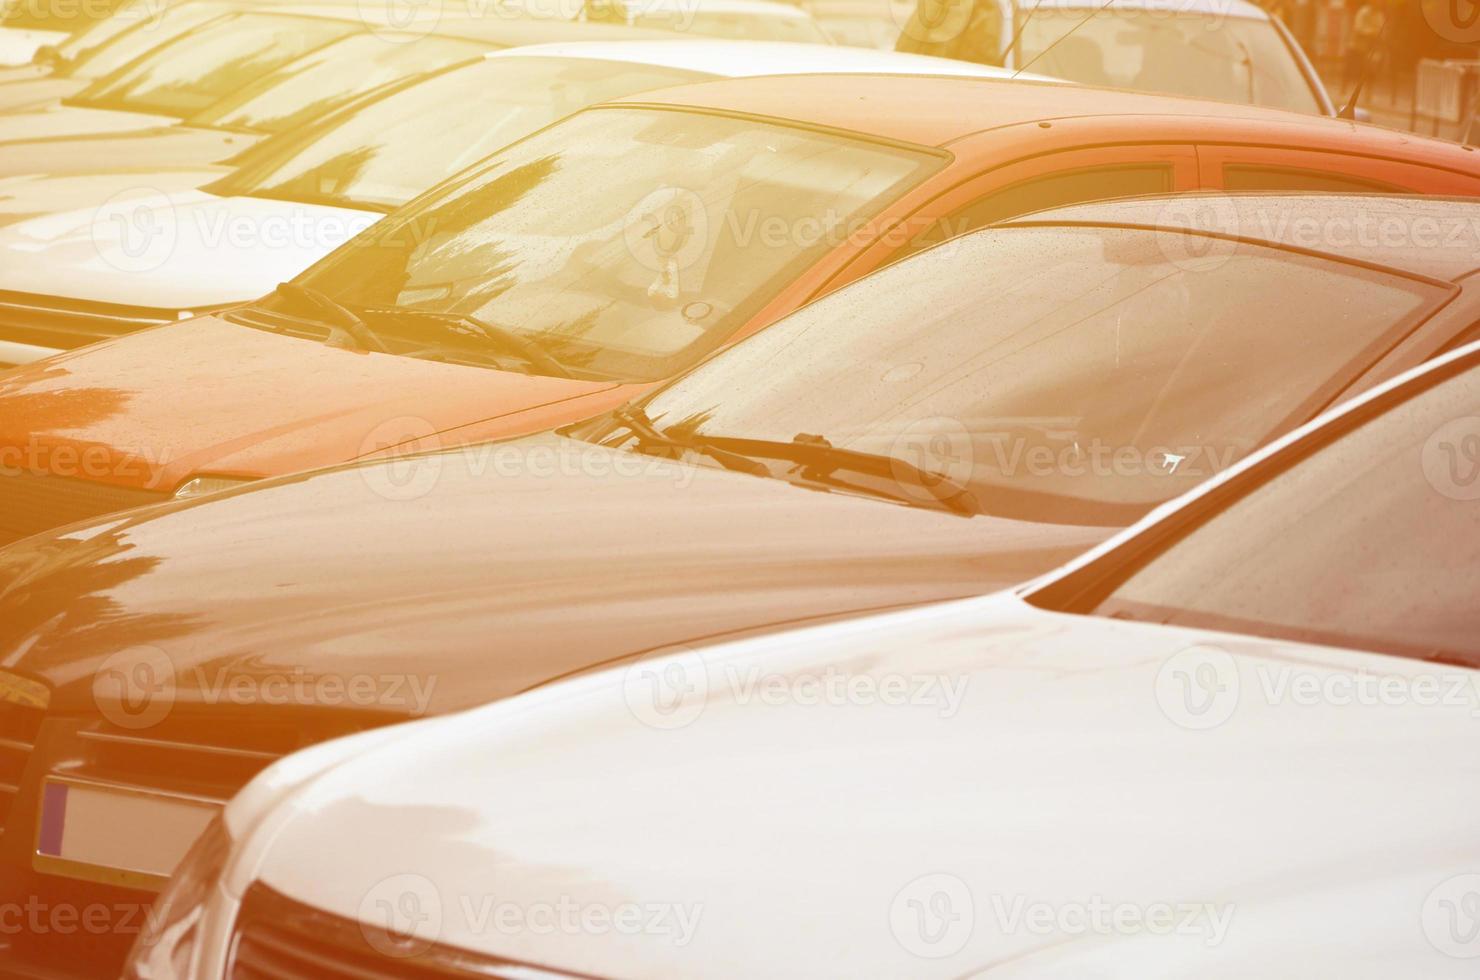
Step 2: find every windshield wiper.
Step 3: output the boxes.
[362,307,571,379]
[274,282,387,353]
[711,432,979,515]
[609,406,769,476]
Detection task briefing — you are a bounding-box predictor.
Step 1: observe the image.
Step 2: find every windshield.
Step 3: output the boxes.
[1017,10,1321,113]
[288,107,936,380]
[1088,361,1480,666]
[61,0,225,78]
[71,12,358,116]
[632,8,833,42]
[617,226,1439,524]
[0,0,119,31]
[219,56,710,210]
[188,33,489,135]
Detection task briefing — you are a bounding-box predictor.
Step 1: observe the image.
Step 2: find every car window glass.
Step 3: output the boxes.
[75,13,358,116]
[66,1,226,78]
[639,226,1440,524]
[1094,364,1480,665]
[910,164,1174,253]
[1223,164,1405,194]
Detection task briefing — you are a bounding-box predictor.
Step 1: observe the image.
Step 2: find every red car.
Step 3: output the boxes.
[3,74,1480,546]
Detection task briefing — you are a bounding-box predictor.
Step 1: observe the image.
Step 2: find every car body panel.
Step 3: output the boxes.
[0,101,175,142]
[0,165,229,226]
[211,591,1480,978]
[0,74,84,112]
[0,26,67,66]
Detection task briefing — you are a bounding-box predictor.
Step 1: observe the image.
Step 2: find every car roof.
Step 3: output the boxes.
[1009,193,1480,282]
[486,38,1055,80]
[1019,0,1269,18]
[605,73,1476,159]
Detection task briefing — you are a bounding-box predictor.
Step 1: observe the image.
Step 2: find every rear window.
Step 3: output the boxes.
[1223,164,1405,194]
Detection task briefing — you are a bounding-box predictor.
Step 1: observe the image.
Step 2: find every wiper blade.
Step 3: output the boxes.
[717,432,979,515]
[274,282,387,353]
[363,307,571,379]
[609,406,768,476]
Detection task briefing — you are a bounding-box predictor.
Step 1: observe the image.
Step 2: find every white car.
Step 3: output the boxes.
[1003,0,1335,115]
[614,0,836,43]
[0,40,1039,364]
[130,334,1480,978]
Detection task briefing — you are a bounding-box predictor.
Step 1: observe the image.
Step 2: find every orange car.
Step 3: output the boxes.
[3,74,1480,545]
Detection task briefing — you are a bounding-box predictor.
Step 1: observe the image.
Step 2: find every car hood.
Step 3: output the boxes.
[0,74,79,111]
[241,593,1480,978]
[0,190,376,308]
[0,102,174,142]
[0,125,256,180]
[0,167,226,227]
[0,317,629,487]
[0,439,1109,719]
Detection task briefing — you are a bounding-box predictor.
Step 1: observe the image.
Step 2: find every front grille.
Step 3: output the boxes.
[0,470,167,547]
[0,701,44,837]
[0,290,175,356]
[230,883,595,980]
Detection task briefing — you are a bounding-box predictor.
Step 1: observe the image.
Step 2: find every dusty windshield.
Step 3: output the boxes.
[62,1,225,78]
[292,107,936,380]
[189,33,489,135]
[72,13,358,116]
[628,226,1438,524]
[220,56,711,210]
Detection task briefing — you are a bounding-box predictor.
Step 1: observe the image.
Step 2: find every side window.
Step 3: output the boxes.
[1223,164,1405,194]
[908,164,1175,254]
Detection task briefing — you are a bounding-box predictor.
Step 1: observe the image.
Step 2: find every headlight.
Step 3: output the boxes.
[121,815,232,979]
[173,476,254,500]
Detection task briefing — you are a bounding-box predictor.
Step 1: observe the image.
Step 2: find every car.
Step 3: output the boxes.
[3,191,1480,976]
[0,16,677,190]
[125,331,1480,979]
[0,8,365,140]
[615,0,836,43]
[1003,0,1335,114]
[0,57,1059,371]
[2,74,1477,464]
[0,0,126,65]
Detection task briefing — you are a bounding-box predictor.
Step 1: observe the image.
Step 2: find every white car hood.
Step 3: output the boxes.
[0,190,382,308]
[0,168,223,226]
[0,103,176,143]
[242,593,1480,978]
[0,26,66,66]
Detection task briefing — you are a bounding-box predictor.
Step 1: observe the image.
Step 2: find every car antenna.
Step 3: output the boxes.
[1012,0,1118,78]
[1338,6,1399,119]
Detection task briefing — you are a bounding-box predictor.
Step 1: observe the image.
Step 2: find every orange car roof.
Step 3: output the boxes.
[606,74,1476,164]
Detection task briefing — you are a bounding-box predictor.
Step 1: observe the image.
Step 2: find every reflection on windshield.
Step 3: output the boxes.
[62,1,226,79]
[72,13,357,116]
[291,107,934,381]
[1018,11,1320,113]
[626,226,1436,524]
[188,33,487,135]
[221,57,710,211]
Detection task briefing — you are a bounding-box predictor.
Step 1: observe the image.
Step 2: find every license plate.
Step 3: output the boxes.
[35,778,220,891]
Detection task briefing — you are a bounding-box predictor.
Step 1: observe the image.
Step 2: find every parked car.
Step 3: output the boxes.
[0,21,684,193]
[0,0,126,65]
[3,192,1480,976]
[126,333,1480,978]
[1004,0,1334,114]
[2,74,1476,468]
[0,9,364,139]
[618,0,835,43]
